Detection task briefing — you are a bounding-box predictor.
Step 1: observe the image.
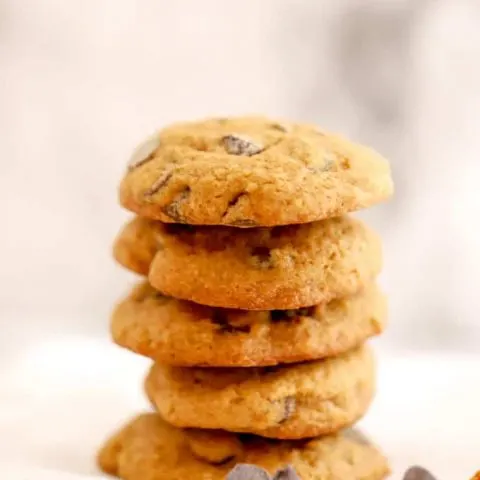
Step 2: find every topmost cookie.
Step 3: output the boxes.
[120,116,393,226]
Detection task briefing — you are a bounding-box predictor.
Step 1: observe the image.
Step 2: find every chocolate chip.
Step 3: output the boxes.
[127,134,160,171]
[226,464,271,480]
[144,169,173,196]
[250,246,274,269]
[222,134,263,156]
[261,366,280,374]
[270,307,315,322]
[270,123,290,133]
[211,310,251,334]
[161,187,190,222]
[164,224,196,235]
[272,466,300,480]
[278,396,296,423]
[403,467,437,480]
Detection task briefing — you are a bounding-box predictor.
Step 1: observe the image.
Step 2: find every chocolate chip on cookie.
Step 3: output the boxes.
[278,397,296,423]
[144,169,173,196]
[222,134,263,156]
[127,133,160,171]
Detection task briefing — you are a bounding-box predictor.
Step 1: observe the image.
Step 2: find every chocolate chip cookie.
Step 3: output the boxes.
[111,282,385,367]
[119,116,393,227]
[114,215,382,309]
[98,413,390,480]
[144,346,374,439]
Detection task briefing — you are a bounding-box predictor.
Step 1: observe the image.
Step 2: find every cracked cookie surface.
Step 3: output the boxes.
[144,346,374,439]
[114,215,382,309]
[119,116,393,226]
[97,413,389,480]
[111,282,385,367]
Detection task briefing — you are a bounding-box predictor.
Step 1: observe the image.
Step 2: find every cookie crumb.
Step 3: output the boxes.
[222,134,263,156]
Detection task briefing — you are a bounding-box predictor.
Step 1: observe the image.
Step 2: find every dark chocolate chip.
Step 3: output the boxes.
[161,187,191,222]
[250,246,274,269]
[211,310,251,334]
[144,169,173,196]
[403,466,437,480]
[222,134,263,156]
[211,455,235,466]
[270,307,315,322]
[272,466,300,480]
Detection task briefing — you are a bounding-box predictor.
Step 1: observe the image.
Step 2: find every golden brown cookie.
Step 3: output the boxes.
[145,346,374,439]
[113,215,381,310]
[97,413,390,480]
[111,282,385,367]
[119,116,393,227]
[113,217,160,275]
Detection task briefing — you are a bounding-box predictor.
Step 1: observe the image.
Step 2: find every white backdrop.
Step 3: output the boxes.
[1,0,480,351]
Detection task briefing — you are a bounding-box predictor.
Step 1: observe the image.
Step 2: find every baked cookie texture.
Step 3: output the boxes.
[119,116,393,227]
[111,282,386,367]
[113,215,381,310]
[97,413,390,480]
[113,217,160,275]
[145,346,374,439]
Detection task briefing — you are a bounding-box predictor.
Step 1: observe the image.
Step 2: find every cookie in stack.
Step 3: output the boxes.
[98,117,394,480]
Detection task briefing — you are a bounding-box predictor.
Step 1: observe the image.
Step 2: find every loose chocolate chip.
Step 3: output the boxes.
[278,396,296,423]
[127,134,161,171]
[250,246,274,269]
[144,169,173,196]
[226,464,271,480]
[222,134,263,156]
[161,187,191,222]
[403,467,437,480]
[272,466,300,480]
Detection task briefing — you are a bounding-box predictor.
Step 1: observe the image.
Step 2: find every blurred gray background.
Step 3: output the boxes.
[1,0,479,352]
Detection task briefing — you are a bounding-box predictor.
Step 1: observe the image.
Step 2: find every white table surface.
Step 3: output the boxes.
[0,335,479,479]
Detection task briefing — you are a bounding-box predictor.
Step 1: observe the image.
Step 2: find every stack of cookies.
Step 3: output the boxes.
[98,117,394,480]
